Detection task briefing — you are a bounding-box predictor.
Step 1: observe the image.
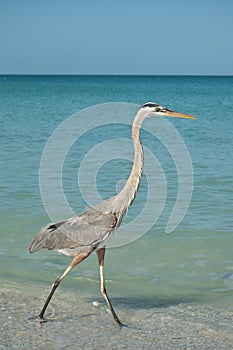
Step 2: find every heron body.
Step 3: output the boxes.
[29,102,195,325]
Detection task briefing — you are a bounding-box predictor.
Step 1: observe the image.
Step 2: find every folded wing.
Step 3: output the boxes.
[29,208,117,254]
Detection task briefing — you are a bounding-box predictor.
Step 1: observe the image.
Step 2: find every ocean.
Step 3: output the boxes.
[1,76,233,347]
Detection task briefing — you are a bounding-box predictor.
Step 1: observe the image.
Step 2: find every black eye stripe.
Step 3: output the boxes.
[142,102,159,108]
[141,102,171,113]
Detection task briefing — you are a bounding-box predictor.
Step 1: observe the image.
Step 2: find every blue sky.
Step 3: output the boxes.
[1,0,233,75]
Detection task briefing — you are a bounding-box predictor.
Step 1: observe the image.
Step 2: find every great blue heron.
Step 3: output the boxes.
[29,102,195,325]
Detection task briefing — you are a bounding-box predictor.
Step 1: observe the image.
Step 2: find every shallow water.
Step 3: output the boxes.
[1,75,233,321]
[1,284,233,350]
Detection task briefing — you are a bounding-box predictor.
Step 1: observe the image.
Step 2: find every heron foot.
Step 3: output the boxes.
[119,321,127,328]
[115,317,127,328]
[28,315,47,323]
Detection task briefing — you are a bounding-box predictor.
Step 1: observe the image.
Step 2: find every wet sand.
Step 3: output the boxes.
[1,284,233,350]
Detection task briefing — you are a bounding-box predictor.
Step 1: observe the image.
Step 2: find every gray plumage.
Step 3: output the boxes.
[28,102,195,325]
[29,103,146,257]
[29,208,117,255]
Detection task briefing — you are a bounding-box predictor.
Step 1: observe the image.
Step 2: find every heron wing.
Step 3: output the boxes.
[29,208,117,253]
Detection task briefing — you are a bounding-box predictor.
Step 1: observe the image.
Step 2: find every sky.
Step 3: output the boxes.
[1,0,233,75]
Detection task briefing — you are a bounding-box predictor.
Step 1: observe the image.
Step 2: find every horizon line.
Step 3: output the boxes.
[1,73,233,77]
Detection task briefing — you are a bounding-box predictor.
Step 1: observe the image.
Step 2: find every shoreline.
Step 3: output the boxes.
[1,283,233,350]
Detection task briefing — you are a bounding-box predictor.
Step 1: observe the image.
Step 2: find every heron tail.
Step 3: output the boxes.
[28,223,53,254]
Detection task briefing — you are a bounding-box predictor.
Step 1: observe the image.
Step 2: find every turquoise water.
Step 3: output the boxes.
[1,75,233,306]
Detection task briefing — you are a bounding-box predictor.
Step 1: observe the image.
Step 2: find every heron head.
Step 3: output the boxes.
[141,102,196,119]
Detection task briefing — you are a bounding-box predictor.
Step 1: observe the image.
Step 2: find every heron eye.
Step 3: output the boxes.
[155,108,161,112]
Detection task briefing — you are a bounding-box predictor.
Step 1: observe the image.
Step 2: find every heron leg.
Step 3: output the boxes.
[96,247,125,327]
[35,253,90,322]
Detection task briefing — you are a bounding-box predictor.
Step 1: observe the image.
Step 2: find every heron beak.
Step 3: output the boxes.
[163,110,197,119]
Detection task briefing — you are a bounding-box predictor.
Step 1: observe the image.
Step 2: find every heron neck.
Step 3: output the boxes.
[115,110,145,213]
[95,109,147,217]
[127,112,144,194]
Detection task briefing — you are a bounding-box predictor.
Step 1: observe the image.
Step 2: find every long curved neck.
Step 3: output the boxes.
[125,111,144,200]
[94,109,149,216]
[111,109,146,214]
